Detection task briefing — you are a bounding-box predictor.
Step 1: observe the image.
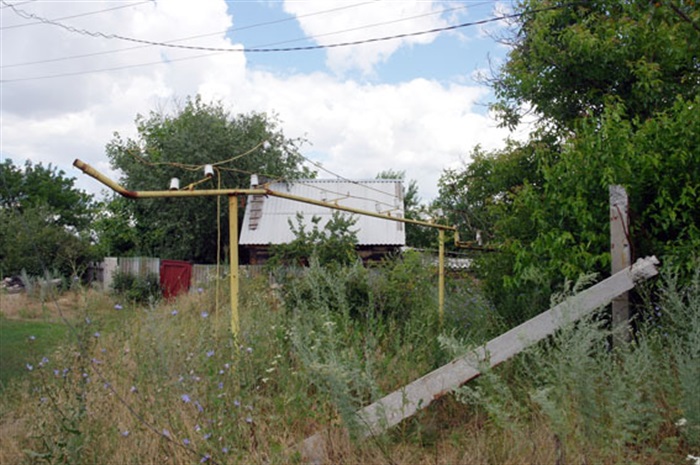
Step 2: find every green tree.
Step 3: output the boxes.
[375,169,436,249]
[269,211,359,267]
[439,0,700,323]
[0,159,94,229]
[105,96,313,263]
[493,0,700,130]
[0,159,96,277]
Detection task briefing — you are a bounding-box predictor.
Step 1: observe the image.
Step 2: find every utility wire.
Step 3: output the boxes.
[2,1,375,68]
[0,0,34,9]
[1,1,473,69]
[1,0,555,55]
[0,1,150,30]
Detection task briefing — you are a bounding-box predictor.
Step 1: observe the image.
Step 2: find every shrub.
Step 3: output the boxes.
[111,271,160,304]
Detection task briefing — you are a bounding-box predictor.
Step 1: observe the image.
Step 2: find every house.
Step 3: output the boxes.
[239,178,406,264]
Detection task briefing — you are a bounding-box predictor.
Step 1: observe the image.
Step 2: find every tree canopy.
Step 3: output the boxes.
[103,96,313,263]
[0,159,96,277]
[493,0,700,130]
[440,0,700,323]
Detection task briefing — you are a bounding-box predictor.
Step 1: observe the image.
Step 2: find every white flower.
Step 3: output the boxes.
[677,418,688,427]
[687,455,700,465]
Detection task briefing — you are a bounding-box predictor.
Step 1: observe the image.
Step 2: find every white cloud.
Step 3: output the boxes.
[283,0,453,75]
[1,0,513,202]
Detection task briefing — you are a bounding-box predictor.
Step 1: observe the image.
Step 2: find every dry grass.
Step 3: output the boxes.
[0,274,694,465]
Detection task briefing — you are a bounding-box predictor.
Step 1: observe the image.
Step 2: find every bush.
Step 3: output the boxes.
[111,271,160,304]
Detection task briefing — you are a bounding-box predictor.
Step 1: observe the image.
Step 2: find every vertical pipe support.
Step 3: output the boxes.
[229,195,240,337]
[438,229,445,325]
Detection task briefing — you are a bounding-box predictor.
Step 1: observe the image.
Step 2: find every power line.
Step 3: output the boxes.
[1,1,375,69]
[0,0,34,9]
[0,1,151,30]
[0,0,535,55]
[1,1,472,69]
[0,4,550,84]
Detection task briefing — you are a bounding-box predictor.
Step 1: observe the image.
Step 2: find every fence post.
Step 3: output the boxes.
[610,185,631,345]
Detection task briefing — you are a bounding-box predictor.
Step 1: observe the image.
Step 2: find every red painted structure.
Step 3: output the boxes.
[159,259,192,299]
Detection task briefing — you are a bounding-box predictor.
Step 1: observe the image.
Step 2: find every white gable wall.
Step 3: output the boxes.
[239,179,406,246]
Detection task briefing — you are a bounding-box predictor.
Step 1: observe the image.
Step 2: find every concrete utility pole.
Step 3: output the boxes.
[610,185,631,345]
[301,256,659,463]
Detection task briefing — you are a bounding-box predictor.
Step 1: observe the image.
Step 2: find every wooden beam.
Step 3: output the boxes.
[301,256,659,462]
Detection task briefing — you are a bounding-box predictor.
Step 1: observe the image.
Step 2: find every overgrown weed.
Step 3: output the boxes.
[0,258,696,464]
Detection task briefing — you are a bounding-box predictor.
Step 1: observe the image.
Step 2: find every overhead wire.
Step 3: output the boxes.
[0,2,566,85]
[1,0,511,53]
[0,0,151,30]
[2,0,376,69]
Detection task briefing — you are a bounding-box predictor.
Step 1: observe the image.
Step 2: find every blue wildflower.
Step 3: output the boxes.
[114,304,123,310]
[181,394,191,403]
[206,350,215,358]
[26,364,33,371]
[171,309,178,316]
[201,311,209,319]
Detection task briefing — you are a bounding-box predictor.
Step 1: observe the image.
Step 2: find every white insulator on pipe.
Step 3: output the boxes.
[169,178,180,190]
[204,164,214,178]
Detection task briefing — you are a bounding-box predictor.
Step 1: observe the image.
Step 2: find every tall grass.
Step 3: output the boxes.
[0,257,696,464]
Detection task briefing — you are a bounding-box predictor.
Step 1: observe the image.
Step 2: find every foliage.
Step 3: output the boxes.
[439,0,700,323]
[91,197,141,258]
[0,206,97,278]
[493,0,700,131]
[376,169,435,249]
[0,159,94,229]
[0,159,97,278]
[110,271,161,304]
[0,260,696,464]
[268,211,360,268]
[105,95,313,262]
[450,268,698,463]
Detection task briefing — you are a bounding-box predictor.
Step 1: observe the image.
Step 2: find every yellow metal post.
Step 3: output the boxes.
[438,229,445,325]
[229,195,239,337]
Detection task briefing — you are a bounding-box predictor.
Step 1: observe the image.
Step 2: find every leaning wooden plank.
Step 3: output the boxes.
[301,256,659,461]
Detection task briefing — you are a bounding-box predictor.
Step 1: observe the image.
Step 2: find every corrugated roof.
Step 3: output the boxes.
[239,179,406,246]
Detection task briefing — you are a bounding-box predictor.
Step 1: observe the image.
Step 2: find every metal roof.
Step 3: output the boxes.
[239,178,406,246]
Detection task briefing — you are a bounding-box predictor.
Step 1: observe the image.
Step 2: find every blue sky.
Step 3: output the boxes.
[1,0,519,201]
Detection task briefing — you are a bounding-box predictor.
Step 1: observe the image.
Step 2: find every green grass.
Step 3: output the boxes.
[0,258,696,464]
[0,316,69,390]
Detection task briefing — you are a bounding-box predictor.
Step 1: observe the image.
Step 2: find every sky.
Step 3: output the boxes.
[1,0,523,202]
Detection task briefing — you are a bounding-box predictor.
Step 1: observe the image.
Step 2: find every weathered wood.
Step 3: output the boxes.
[610,185,631,344]
[301,256,659,462]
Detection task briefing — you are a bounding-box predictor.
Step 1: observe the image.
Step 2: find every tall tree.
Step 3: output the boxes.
[493,0,700,130]
[0,159,96,277]
[439,0,700,323]
[105,96,313,262]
